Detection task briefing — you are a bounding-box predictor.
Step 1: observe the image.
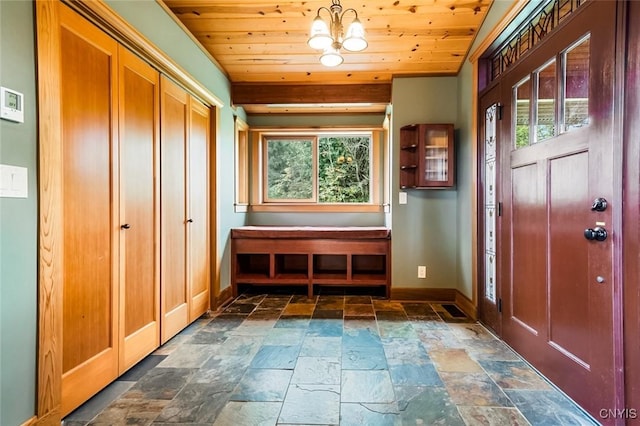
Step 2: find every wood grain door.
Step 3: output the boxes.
[188,98,211,320]
[58,5,119,415]
[118,46,160,372]
[160,76,189,343]
[499,1,620,419]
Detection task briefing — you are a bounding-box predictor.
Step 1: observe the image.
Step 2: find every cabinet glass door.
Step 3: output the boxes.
[423,128,450,183]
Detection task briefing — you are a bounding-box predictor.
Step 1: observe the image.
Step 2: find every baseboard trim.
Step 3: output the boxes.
[390,287,457,302]
[454,291,478,320]
[389,287,478,320]
[214,286,233,310]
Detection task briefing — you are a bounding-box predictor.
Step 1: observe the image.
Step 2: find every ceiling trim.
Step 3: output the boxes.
[231,83,391,106]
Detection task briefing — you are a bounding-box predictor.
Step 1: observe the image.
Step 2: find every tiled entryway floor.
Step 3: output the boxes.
[64,292,598,425]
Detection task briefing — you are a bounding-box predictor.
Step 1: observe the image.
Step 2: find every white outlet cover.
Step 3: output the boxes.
[399,192,408,205]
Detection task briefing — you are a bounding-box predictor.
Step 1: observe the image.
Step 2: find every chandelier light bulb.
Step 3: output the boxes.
[320,46,344,67]
[308,16,332,50]
[342,18,367,52]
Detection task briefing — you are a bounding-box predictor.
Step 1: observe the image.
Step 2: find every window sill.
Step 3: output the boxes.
[249,203,383,213]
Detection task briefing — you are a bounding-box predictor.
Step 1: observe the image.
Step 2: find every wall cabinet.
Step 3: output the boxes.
[399,123,455,188]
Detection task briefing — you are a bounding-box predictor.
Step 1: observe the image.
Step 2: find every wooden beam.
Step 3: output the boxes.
[231,83,391,105]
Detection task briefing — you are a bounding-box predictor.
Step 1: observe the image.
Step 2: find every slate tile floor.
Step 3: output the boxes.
[64,292,598,426]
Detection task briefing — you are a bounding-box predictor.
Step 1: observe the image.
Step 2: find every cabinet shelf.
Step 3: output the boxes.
[399,123,455,188]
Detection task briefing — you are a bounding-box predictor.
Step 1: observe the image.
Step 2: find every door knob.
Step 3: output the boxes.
[591,197,608,212]
[584,226,607,241]
[121,223,131,230]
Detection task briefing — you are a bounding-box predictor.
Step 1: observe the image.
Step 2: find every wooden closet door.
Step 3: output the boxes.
[188,99,210,320]
[118,46,160,372]
[58,5,119,415]
[160,76,189,343]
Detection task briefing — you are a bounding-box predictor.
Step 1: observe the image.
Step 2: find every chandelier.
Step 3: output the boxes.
[307,0,367,67]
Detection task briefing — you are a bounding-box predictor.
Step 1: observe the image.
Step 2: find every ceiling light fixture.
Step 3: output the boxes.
[307,0,367,67]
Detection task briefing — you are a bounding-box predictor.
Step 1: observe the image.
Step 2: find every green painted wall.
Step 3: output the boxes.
[104,0,246,292]
[455,0,516,299]
[391,77,459,289]
[0,1,38,425]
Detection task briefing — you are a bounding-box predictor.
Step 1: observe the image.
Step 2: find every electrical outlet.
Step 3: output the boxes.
[418,265,427,278]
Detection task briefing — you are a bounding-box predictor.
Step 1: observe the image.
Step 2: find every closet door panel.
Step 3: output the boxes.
[119,46,160,371]
[188,99,210,320]
[59,4,119,415]
[160,76,189,343]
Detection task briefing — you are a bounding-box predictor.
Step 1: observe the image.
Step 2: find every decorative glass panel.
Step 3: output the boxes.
[536,59,556,142]
[564,35,590,131]
[484,103,498,303]
[514,77,531,149]
[423,128,449,182]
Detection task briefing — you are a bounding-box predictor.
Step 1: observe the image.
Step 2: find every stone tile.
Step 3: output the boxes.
[118,355,167,381]
[448,323,496,341]
[439,372,513,407]
[290,294,318,304]
[213,401,282,426]
[191,355,249,390]
[394,386,465,425]
[248,309,283,320]
[342,370,395,403]
[263,328,306,346]
[343,327,382,348]
[344,315,376,322]
[388,363,443,387]
[316,300,345,311]
[88,398,168,425]
[206,314,246,331]
[312,309,343,319]
[282,303,316,316]
[465,339,522,362]
[152,334,189,355]
[416,328,467,350]
[479,360,552,390]
[299,336,342,357]
[187,329,228,345]
[400,302,439,319]
[251,345,300,369]
[224,302,258,314]
[65,381,134,422]
[123,368,195,400]
[376,310,408,321]
[430,348,483,373]
[257,296,292,309]
[343,318,378,331]
[229,318,277,336]
[372,301,405,311]
[216,335,264,357]
[306,319,343,337]
[342,345,387,370]
[505,389,598,425]
[154,382,230,423]
[279,384,340,425]
[291,357,341,385]
[235,294,268,304]
[458,406,531,426]
[345,295,372,305]
[274,315,311,329]
[378,322,418,339]
[340,403,399,426]
[157,344,213,368]
[382,338,430,364]
[344,304,375,317]
[231,368,293,402]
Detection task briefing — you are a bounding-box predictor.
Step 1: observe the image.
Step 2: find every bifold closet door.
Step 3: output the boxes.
[160,76,190,343]
[188,99,210,321]
[58,4,119,415]
[118,46,160,372]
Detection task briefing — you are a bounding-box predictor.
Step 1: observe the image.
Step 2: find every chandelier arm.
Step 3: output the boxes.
[339,8,359,24]
[315,6,333,19]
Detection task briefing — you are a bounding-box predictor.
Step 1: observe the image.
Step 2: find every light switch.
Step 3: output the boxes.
[399,191,408,205]
[0,164,28,198]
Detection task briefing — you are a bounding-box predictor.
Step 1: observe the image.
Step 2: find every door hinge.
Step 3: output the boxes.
[498,298,502,313]
[498,202,503,217]
[497,104,503,120]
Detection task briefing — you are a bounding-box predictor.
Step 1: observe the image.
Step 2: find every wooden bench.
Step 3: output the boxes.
[230,226,391,298]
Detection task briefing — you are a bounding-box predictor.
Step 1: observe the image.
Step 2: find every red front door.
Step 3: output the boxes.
[496,1,621,421]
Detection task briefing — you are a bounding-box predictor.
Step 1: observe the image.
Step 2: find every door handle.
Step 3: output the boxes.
[121,223,131,230]
[186,219,194,223]
[584,226,607,241]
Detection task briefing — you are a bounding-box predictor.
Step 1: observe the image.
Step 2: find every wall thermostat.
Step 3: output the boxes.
[1,86,24,123]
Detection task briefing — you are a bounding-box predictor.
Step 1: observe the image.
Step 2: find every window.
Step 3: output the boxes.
[512,34,590,150]
[252,129,383,212]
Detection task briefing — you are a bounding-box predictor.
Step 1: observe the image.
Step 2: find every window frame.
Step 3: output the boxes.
[250,127,384,213]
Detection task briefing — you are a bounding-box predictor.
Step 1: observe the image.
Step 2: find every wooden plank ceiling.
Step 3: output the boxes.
[161,0,493,113]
